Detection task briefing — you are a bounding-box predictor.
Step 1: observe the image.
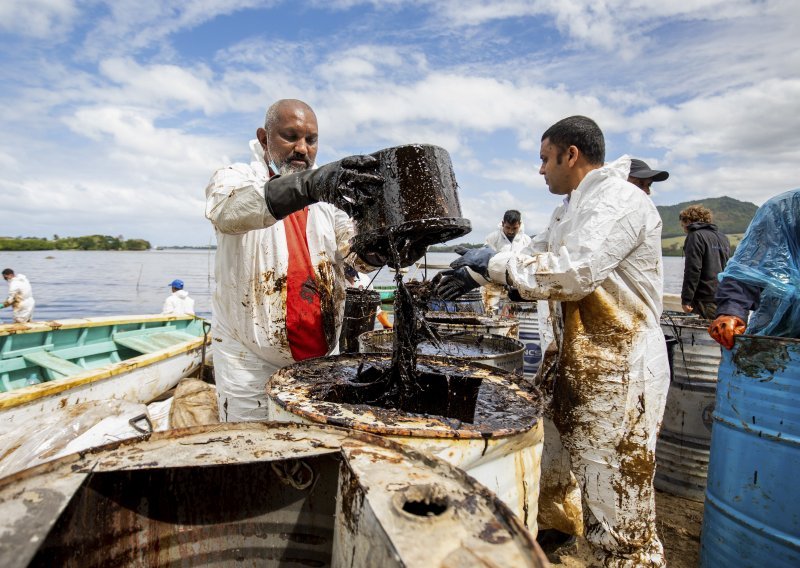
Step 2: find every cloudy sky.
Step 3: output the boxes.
[1,0,797,246]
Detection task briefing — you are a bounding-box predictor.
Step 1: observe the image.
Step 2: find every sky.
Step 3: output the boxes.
[1,0,797,247]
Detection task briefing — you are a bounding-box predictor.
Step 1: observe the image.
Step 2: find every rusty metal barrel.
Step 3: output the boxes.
[267,354,544,534]
[358,329,524,376]
[656,314,720,501]
[701,335,800,567]
[427,290,485,314]
[0,423,547,567]
[424,311,519,339]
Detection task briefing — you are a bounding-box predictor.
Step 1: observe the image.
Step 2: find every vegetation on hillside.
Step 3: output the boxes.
[657,196,757,238]
[0,235,151,251]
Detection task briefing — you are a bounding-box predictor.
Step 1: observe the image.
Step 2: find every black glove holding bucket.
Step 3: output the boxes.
[434,246,496,300]
[265,155,383,220]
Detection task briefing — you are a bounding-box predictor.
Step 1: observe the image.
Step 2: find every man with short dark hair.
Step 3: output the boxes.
[678,205,730,320]
[482,209,531,313]
[205,99,383,422]
[437,115,669,566]
[2,268,35,323]
[627,158,669,195]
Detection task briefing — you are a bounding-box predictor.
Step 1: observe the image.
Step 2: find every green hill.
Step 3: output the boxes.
[657,196,758,238]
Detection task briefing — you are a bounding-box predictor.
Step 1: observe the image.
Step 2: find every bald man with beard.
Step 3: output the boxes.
[205,99,383,422]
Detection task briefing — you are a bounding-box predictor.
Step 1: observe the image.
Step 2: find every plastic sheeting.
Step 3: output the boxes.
[719,189,800,337]
[0,400,150,479]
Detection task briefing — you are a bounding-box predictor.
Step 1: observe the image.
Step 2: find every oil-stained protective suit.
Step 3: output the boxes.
[4,274,35,323]
[205,140,365,422]
[483,222,532,314]
[487,157,669,567]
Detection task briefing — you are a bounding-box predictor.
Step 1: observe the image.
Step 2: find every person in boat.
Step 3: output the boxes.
[627,158,669,196]
[677,205,731,321]
[204,99,384,422]
[709,188,800,348]
[162,279,195,316]
[344,264,392,329]
[481,209,531,314]
[2,268,35,323]
[436,116,670,567]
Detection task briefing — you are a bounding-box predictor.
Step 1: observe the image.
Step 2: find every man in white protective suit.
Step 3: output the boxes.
[2,268,35,323]
[481,209,531,314]
[436,116,670,567]
[205,99,384,422]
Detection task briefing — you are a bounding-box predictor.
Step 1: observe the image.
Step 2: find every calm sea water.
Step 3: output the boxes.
[0,250,685,322]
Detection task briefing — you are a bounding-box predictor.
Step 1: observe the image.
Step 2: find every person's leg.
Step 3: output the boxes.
[557,329,669,567]
[537,417,584,536]
[211,329,280,422]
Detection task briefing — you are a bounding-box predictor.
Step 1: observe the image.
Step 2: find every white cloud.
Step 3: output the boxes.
[0,0,77,39]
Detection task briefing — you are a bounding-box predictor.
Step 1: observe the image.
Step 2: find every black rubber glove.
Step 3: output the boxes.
[449,245,496,278]
[265,155,383,220]
[434,267,480,300]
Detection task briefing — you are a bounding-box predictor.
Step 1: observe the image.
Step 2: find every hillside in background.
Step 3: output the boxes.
[657,196,758,238]
[434,196,758,256]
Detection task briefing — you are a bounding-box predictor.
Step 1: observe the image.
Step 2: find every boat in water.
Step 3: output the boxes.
[0,314,209,435]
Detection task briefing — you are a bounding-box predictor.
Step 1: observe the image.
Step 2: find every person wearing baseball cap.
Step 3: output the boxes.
[162,279,195,316]
[627,158,669,195]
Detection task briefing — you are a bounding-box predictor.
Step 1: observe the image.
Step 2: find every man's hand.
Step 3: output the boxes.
[708,315,747,349]
[265,154,383,220]
[434,267,480,300]
[449,245,496,278]
[311,155,383,217]
[682,304,694,313]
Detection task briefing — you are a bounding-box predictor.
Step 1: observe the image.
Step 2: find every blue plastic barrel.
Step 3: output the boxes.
[701,335,800,567]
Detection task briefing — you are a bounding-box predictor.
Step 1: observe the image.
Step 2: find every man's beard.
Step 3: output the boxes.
[273,154,310,175]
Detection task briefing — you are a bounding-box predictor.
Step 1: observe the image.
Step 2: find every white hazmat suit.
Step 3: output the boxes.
[487,156,669,567]
[483,222,532,314]
[205,141,360,422]
[4,274,35,323]
[162,290,195,316]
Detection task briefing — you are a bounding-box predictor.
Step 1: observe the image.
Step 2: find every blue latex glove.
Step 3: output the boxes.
[434,267,480,300]
[450,245,496,278]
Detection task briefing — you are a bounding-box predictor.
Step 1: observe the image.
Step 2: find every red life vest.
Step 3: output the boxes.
[273,169,328,361]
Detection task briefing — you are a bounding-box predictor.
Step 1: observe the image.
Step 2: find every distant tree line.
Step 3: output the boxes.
[0,235,151,251]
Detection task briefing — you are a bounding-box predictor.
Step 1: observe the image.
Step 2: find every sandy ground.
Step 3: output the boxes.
[547,490,705,567]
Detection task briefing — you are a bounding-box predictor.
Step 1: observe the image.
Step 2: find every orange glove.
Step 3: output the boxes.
[708,315,746,349]
[377,311,393,329]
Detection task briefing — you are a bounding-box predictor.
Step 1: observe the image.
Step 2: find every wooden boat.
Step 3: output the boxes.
[0,315,209,435]
[374,284,396,303]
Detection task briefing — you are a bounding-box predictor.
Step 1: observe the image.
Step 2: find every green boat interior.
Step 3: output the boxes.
[0,318,204,393]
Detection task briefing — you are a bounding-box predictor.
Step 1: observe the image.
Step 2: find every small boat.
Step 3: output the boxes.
[0,315,209,435]
[374,284,396,303]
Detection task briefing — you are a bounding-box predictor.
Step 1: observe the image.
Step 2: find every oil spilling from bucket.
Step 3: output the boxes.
[315,233,489,422]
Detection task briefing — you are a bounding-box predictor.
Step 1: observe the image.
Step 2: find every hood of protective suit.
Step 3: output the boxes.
[175,290,189,299]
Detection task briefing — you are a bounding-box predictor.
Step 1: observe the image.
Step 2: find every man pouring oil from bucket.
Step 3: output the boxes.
[205,99,387,423]
[436,116,670,567]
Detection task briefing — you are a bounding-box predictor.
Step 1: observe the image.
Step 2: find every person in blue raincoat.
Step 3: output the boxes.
[709,188,800,348]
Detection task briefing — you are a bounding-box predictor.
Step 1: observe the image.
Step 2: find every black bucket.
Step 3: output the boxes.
[339,288,381,354]
[350,144,471,268]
